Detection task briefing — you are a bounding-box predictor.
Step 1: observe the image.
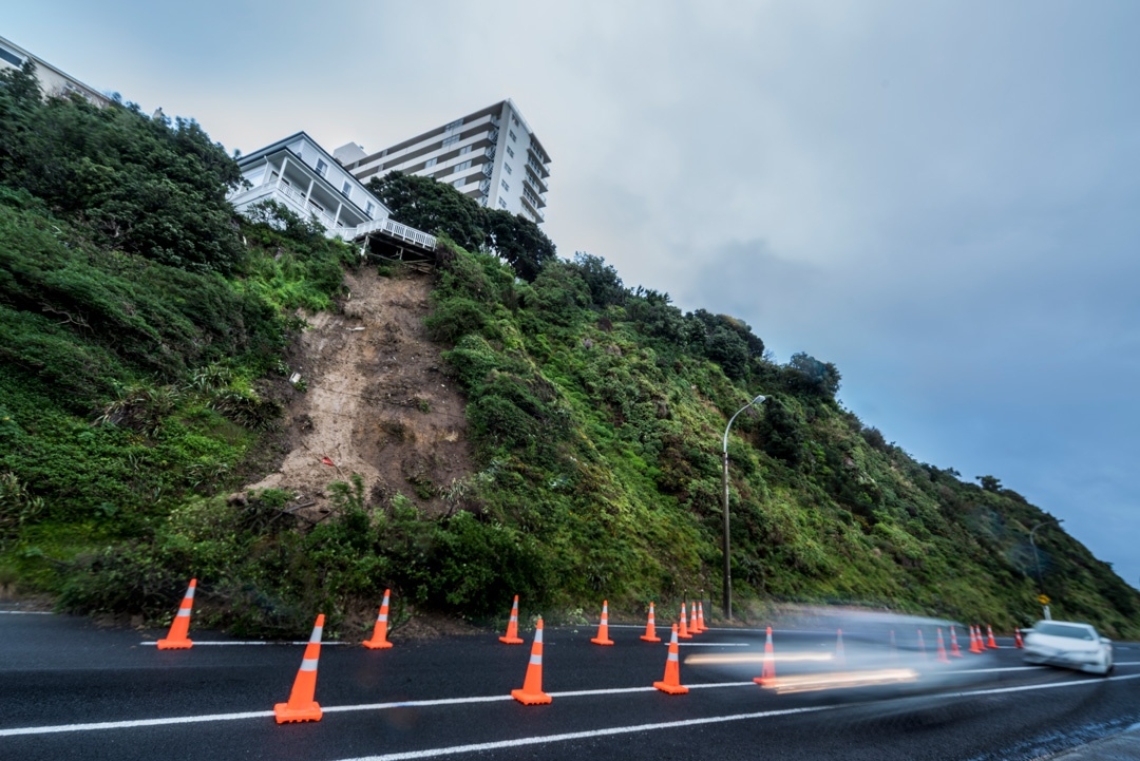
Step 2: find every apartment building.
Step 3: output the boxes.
[334,99,550,225]
[0,34,111,107]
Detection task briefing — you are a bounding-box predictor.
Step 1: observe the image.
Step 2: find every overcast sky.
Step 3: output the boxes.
[6,1,1139,593]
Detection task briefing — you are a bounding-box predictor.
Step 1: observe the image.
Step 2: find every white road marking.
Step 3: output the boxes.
[138,641,348,646]
[675,642,752,647]
[335,673,1140,761]
[3,669,1138,740]
[0,611,52,615]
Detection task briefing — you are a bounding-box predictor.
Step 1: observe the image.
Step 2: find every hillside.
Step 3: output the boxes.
[0,62,1137,638]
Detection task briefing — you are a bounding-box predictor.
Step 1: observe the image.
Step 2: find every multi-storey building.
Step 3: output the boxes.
[228,132,436,254]
[0,34,111,107]
[334,99,551,225]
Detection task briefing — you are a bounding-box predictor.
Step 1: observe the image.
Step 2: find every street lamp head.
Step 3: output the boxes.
[751,394,767,405]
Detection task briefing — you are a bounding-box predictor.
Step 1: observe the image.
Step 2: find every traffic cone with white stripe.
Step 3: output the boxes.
[654,624,689,694]
[511,618,552,705]
[977,625,988,650]
[836,628,846,666]
[970,625,984,654]
[986,624,999,649]
[690,601,704,633]
[499,595,524,645]
[591,600,615,646]
[1014,628,1024,649]
[697,602,708,632]
[936,628,950,663]
[753,626,776,684]
[917,628,927,659]
[362,589,394,649]
[157,579,196,650]
[678,602,693,639]
[950,625,963,657]
[640,602,661,642]
[274,614,325,723]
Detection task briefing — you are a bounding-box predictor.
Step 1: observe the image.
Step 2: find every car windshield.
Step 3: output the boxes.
[1034,623,1095,641]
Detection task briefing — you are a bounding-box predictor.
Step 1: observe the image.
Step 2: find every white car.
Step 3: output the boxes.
[1022,620,1113,676]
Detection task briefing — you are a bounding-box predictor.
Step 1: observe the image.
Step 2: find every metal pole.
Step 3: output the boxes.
[1030,519,1062,620]
[722,394,766,620]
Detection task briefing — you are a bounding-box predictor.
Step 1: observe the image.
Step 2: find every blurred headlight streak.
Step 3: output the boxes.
[685,652,835,665]
[756,668,919,695]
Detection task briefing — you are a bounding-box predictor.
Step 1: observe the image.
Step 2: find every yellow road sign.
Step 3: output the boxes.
[1038,594,1051,605]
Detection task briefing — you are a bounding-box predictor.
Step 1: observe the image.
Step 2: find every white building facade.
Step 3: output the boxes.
[0,34,111,107]
[334,99,551,225]
[228,132,435,251]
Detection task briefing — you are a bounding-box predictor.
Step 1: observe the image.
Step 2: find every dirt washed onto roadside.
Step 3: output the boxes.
[244,267,474,518]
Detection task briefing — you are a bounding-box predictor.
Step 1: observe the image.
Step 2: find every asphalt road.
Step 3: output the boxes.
[2,609,1138,761]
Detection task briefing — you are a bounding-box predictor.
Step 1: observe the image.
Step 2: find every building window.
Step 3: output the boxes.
[498,198,508,209]
[315,159,328,177]
[460,144,472,155]
[0,46,23,67]
[506,146,514,158]
[342,181,352,197]
[455,160,472,173]
[504,164,512,175]
[445,118,463,132]
[453,178,465,188]
[442,135,460,149]
[365,201,375,217]
[501,179,510,192]
[508,130,517,142]
[511,114,520,127]
[425,157,437,168]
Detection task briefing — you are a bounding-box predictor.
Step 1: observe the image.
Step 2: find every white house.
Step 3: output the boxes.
[228,131,436,253]
[0,34,111,107]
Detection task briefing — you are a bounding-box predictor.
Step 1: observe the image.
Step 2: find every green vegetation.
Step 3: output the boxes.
[1,61,1136,638]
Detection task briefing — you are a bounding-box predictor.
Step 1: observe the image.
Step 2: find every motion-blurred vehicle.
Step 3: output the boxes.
[1022,620,1113,675]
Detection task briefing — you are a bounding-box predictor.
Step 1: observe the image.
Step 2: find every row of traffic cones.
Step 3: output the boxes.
[500,597,710,647]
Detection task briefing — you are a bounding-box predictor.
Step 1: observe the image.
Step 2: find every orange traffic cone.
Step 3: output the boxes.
[362,589,394,649]
[1014,628,1024,649]
[157,579,196,650]
[499,595,524,645]
[986,624,998,649]
[654,624,689,694]
[591,600,615,646]
[936,629,950,663]
[274,614,325,723]
[691,601,704,633]
[969,625,983,654]
[697,602,708,632]
[917,628,927,659]
[511,617,552,705]
[640,602,661,642]
[678,603,692,639]
[949,625,963,657]
[754,626,776,684]
[836,628,846,665]
[977,625,989,650]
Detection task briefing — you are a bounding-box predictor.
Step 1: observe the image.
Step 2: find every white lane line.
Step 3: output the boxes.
[338,706,840,761]
[336,673,1140,761]
[0,611,52,615]
[676,643,752,647]
[4,669,1138,740]
[138,641,348,647]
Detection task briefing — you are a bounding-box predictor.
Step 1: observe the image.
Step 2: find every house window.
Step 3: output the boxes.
[0,46,23,67]
[508,130,517,142]
[500,179,509,192]
[506,146,514,158]
[504,164,512,175]
[315,159,328,177]
[425,157,437,168]
[342,181,352,197]
[498,198,508,209]
[365,201,375,217]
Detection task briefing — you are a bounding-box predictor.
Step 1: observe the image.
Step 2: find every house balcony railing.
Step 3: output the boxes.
[344,217,437,250]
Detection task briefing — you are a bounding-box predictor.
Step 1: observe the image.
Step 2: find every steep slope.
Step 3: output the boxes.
[246,267,473,516]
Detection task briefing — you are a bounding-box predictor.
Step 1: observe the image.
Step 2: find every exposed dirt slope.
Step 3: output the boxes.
[245,267,473,516]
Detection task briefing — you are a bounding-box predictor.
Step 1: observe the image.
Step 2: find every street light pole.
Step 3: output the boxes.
[1030,518,1063,620]
[722,394,766,620]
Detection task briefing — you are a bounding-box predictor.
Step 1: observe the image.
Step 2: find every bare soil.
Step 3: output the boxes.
[244,267,474,518]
